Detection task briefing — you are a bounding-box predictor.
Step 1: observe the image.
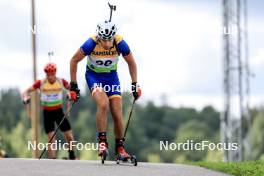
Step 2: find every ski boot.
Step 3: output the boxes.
[115,146,137,166]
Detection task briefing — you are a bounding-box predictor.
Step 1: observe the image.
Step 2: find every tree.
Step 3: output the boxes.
[175,120,212,161]
[249,110,264,159]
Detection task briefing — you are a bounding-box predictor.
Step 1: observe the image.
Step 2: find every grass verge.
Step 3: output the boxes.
[189,160,264,176]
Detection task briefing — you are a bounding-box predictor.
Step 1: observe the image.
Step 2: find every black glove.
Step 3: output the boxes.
[23,99,31,105]
[131,82,142,100]
[70,82,80,102]
[22,96,31,105]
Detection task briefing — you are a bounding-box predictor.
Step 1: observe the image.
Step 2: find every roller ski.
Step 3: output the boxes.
[114,97,138,167]
[98,141,109,164]
[115,146,137,166]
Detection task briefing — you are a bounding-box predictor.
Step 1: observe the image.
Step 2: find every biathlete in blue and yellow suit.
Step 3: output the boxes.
[69,21,141,159]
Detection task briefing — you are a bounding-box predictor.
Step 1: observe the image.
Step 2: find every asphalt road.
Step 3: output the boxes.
[0,158,230,176]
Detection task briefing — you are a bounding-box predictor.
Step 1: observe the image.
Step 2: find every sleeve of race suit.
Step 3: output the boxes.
[80,37,97,56]
[116,40,131,57]
[61,78,70,90]
[115,35,131,57]
[32,80,41,89]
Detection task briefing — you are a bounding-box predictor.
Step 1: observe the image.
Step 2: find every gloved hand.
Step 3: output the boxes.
[67,91,78,101]
[22,95,31,105]
[131,82,142,100]
[70,82,80,102]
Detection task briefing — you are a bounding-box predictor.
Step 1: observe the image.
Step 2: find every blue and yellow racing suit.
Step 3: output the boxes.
[80,35,131,99]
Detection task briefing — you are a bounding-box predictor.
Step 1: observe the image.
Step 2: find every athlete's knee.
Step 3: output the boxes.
[64,130,74,140]
[97,100,109,112]
[92,87,103,96]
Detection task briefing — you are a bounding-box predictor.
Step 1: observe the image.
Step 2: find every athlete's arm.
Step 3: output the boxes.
[62,78,72,110]
[123,52,138,83]
[22,86,35,98]
[70,49,86,82]
[22,80,41,98]
[62,79,70,90]
[22,80,41,104]
[21,86,34,119]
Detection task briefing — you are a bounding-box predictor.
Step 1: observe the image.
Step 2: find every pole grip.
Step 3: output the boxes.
[108,2,116,22]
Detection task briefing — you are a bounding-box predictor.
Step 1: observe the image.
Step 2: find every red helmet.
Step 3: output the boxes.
[44,63,57,74]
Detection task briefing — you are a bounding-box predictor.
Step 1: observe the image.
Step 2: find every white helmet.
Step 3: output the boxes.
[96,21,117,40]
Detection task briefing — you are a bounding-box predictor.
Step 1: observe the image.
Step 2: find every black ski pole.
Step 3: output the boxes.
[123,98,136,140]
[38,101,75,159]
[108,2,116,22]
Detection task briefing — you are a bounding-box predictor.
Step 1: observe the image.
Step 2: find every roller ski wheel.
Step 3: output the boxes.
[100,150,108,164]
[131,155,137,166]
[116,154,138,166]
[101,151,107,164]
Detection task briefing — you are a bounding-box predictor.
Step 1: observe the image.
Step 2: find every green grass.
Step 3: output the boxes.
[190,160,264,176]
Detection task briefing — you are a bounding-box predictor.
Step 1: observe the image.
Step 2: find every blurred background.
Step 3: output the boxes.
[0,0,263,162]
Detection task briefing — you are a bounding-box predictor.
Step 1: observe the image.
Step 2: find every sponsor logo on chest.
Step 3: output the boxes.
[91,50,118,56]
